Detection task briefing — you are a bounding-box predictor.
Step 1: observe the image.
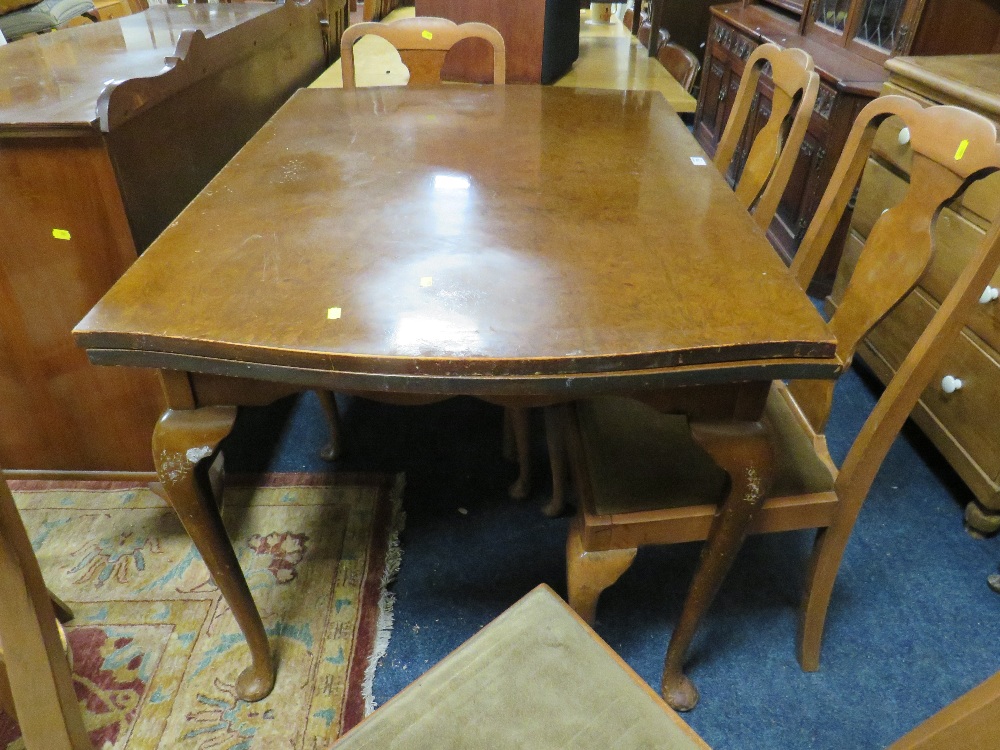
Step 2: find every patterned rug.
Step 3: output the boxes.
[0,473,403,750]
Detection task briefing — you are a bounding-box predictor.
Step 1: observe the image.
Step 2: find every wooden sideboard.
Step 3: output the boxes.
[829,55,1000,534]
[0,2,326,477]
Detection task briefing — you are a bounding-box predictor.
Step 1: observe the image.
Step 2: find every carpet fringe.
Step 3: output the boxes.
[361,472,405,715]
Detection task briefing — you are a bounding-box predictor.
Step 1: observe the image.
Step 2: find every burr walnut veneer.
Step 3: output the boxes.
[0,2,326,476]
[74,85,838,701]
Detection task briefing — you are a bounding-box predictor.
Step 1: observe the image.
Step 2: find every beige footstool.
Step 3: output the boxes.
[331,585,710,749]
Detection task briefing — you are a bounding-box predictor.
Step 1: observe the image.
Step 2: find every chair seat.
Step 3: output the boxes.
[0,0,94,40]
[575,386,838,549]
[330,585,710,749]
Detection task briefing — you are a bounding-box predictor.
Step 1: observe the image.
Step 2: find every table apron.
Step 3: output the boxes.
[83,349,841,400]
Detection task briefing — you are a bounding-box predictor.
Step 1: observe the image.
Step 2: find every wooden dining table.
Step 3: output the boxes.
[73,85,838,705]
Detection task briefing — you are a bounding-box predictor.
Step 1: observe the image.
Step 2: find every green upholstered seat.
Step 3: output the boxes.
[330,585,710,749]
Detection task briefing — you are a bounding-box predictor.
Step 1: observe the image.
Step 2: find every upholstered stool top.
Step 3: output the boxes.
[0,0,94,41]
[332,585,710,749]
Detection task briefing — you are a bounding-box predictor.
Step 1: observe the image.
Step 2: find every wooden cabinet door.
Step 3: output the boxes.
[693,23,731,154]
[769,130,824,266]
[693,58,728,151]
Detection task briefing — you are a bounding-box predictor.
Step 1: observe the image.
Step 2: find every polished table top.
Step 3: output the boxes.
[0,3,274,131]
[75,86,837,394]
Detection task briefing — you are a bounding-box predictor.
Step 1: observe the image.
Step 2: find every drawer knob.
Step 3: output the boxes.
[980,285,999,304]
[898,127,911,145]
[941,375,963,394]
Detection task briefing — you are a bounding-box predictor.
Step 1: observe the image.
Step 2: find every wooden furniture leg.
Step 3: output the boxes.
[660,420,774,712]
[316,390,343,461]
[502,406,516,461]
[0,477,92,749]
[566,516,637,624]
[796,457,879,671]
[507,407,532,501]
[48,591,74,624]
[541,405,569,517]
[152,406,275,702]
[0,661,13,722]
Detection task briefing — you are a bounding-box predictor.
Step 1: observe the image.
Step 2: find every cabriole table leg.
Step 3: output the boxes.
[152,406,276,702]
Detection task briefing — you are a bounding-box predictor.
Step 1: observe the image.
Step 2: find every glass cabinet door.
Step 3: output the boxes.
[813,0,853,32]
[806,0,920,61]
[853,0,910,52]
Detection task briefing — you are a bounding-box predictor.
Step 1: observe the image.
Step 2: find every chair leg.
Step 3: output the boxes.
[661,420,775,712]
[797,484,866,672]
[0,480,91,748]
[316,390,343,461]
[507,407,532,501]
[0,659,14,720]
[502,407,516,461]
[566,516,637,625]
[541,405,569,517]
[48,590,73,624]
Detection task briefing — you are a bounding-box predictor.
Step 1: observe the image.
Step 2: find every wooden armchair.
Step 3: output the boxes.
[656,42,700,93]
[341,16,506,88]
[0,474,91,749]
[714,43,819,231]
[563,96,1000,711]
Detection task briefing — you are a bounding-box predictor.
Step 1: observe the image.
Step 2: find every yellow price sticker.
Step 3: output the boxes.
[52,228,71,240]
[421,30,433,40]
[327,307,342,320]
[955,139,969,161]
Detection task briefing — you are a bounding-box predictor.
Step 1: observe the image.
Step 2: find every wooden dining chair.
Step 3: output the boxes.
[327,585,711,749]
[0,474,91,749]
[714,43,819,231]
[656,42,700,93]
[341,16,506,89]
[638,23,668,52]
[563,96,1000,711]
[504,42,818,516]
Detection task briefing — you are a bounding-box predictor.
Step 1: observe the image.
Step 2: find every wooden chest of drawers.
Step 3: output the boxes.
[829,55,1000,533]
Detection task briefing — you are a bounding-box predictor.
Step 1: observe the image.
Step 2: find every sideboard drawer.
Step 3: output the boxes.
[852,158,907,238]
[863,288,1000,484]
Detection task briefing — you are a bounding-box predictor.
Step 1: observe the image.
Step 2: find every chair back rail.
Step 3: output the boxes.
[787,97,1000,666]
[341,16,506,89]
[713,44,819,231]
[789,96,1000,431]
[656,42,700,93]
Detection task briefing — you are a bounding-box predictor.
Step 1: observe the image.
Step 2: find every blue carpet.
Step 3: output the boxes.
[223,363,1000,749]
